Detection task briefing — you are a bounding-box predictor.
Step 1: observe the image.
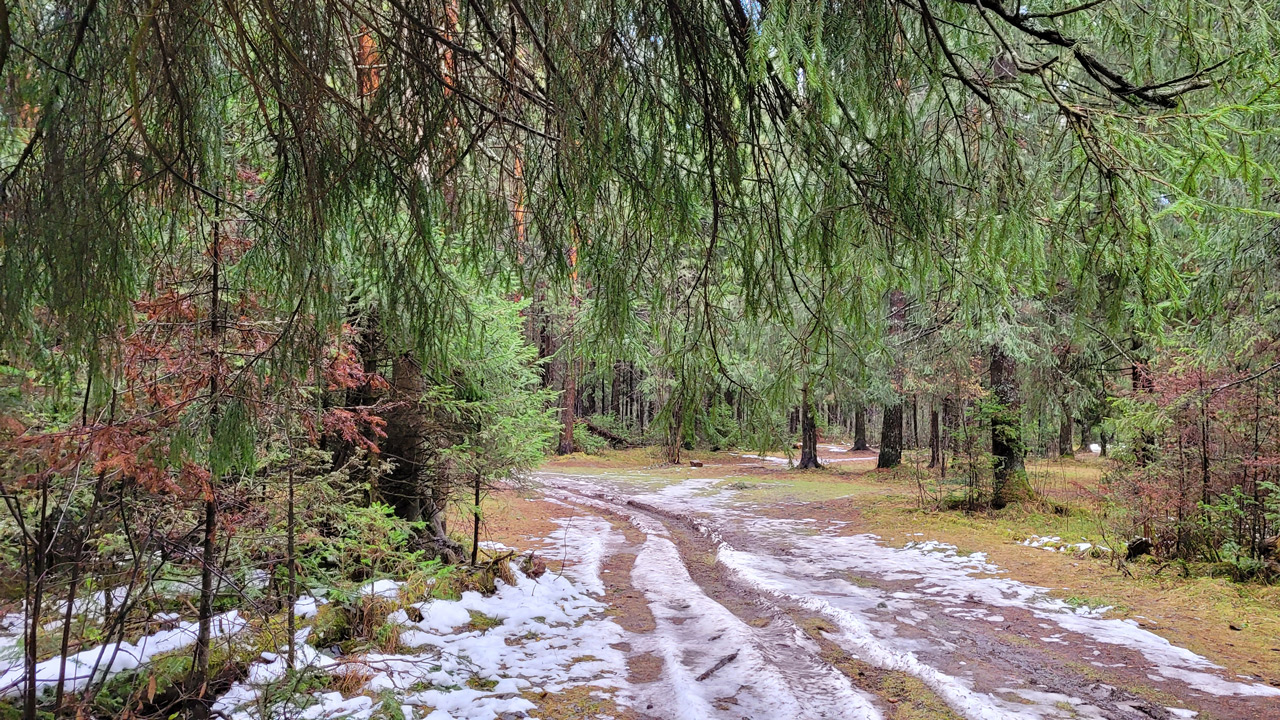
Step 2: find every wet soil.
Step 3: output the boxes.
[526,449,1280,720]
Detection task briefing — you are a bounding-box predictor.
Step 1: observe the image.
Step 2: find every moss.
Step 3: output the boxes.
[0,700,28,720]
[881,672,964,719]
[93,651,191,717]
[465,610,503,631]
[310,603,351,648]
[466,676,498,691]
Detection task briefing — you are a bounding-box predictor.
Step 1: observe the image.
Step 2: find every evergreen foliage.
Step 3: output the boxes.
[2,1,1280,716]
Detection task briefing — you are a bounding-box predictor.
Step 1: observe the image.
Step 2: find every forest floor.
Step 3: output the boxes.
[473,446,1280,720]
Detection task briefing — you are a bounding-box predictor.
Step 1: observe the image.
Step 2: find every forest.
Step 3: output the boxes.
[1,0,1279,718]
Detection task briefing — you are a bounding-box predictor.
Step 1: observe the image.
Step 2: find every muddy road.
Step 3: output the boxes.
[531,462,1280,720]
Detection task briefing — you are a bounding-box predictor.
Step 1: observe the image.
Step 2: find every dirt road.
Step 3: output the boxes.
[532,461,1280,720]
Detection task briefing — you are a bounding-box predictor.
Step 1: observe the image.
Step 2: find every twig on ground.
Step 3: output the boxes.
[695,650,739,681]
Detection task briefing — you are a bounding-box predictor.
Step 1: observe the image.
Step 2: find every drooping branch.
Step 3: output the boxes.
[946,0,1221,107]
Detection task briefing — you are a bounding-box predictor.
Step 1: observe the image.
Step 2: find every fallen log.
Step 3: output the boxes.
[580,419,630,447]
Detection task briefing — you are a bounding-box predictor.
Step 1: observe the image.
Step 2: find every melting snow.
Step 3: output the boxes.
[540,471,1280,719]
[542,514,620,596]
[1020,535,1107,555]
[214,568,627,720]
[627,528,883,719]
[0,610,247,698]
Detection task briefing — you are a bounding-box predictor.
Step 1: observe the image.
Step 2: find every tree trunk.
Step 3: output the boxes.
[852,404,869,450]
[23,488,47,720]
[192,206,222,715]
[557,359,577,454]
[910,396,919,449]
[192,493,216,713]
[798,385,822,469]
[877,404,903,468]
[941,396,960,478]
[1078,419,1093,452]
[286,458,296,670]
[928,406,940,468]
[1131,341,1156,466]
[383,353,425,522]
[877,290,907,469]
[356,27,382,97]
[1059,402,1074,457]
[990,346,1031,508]
[557,233,580,454]
[664,396,683,464]
[471,474,482,566]
[610,361,622,418]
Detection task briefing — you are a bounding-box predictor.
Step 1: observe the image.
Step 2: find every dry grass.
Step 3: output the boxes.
[444,486,569,552]
[522,685,640,719]
[326,664,375,696]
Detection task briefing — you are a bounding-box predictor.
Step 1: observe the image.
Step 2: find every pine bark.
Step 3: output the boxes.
[557,236,580,454]
[664,394,683,464]
[910,396,919,449]
[928,406,941,468]
[1058,402,1074,457]
[877,403,903,468]
[852,405,869,450]
[877,290,907,469]
[557,359,577,454]
[798,385,822,469]
[383,353,425,522]
[990,346,1031,508]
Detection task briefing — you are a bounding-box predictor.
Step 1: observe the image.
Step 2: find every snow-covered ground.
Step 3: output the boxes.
[0,610,247,698]
[537,471,1280,720]
[3,467,1275,720]
[0,553,627,720]
[213,570,628,720]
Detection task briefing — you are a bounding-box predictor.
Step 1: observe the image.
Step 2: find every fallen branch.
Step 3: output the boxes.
[579,419,630,448]
[696,650,739,681]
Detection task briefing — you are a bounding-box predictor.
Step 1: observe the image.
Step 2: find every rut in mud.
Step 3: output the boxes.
[534,468,1280,720]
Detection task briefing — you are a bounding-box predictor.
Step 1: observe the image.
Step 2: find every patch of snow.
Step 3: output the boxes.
[729,452,792,465]
[295,595,325,619]
[246,569,270,590]
[541,514,621,596]
[1020,535,1105,555]
[359,579,402,599]
[0,610,246,698]
[216,567,627,720]
[629,532,883,719]
[389,599,471,634]
[718,546,1038,720]
[737,527,1280,700]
